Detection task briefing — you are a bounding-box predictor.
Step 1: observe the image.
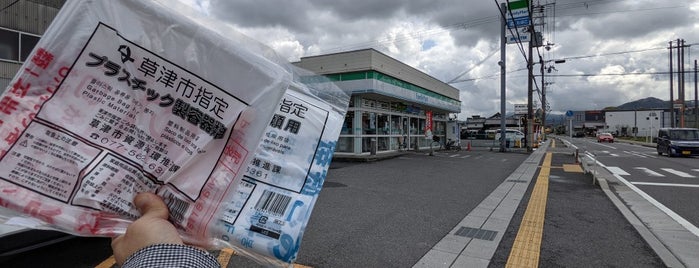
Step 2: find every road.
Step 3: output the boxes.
[563,136,699,231]
[0,139,684,267]
[560,136,699,266]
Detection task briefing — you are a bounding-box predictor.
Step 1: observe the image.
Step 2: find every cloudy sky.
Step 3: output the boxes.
[177,0,699,120]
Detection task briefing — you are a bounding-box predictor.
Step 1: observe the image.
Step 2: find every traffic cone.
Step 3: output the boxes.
[467,141,471,151]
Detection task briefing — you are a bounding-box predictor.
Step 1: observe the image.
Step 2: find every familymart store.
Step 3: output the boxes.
[294,49,461,158]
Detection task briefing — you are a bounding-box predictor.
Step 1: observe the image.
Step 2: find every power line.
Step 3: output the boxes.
[0,0,20,13]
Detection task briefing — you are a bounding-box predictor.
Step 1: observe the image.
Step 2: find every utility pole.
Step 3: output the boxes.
[695,59,698,128]
[540,55,546,140]
[669,41,674,127]
[680,39,686,127]
[499,2,507,152]
[526,2,534,152]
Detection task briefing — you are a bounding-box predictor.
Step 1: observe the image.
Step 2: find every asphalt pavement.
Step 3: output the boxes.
[225,138,668,267]
[0,138,681,267]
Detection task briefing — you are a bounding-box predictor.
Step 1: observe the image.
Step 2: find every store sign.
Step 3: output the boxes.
[425,110,433,139]
[514,104,527,115]
[505,0,530,44]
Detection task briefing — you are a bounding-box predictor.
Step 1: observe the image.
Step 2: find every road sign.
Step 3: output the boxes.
[566,110,573,117]
[514,104,527,115]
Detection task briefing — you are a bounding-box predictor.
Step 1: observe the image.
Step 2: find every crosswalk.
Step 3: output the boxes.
[611,167,698,178]
[596,150,658,158]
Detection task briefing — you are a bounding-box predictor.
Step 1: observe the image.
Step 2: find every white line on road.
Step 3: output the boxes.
[449,154,460,158]
[625,151,648,158]
[632,182,699,188]
[660,168,696,178]
[610,154,619,157]
[607,166,630,176]
[460,155,471,159]
[693,169,699,173]
[595,143,617,149]
[634,167,664,177]
[585,159,699,238]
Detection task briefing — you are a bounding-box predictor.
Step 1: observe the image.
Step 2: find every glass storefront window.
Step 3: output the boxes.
[362,112,376,134]
[434,121,446,135]
[362,137,373,153]
[390,137,401,150]
[378,137,389,151]
[377,114,389,134]
[410,118,418,134]
[336,137,354,153]
[342,111,353,134]
[390,115,402,135]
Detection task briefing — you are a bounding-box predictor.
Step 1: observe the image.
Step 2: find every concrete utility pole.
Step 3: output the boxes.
[680,39,686,128]
[695,59,698,128]
[526,10,534,152]
[499,2,507,152]
[669,41,674,128]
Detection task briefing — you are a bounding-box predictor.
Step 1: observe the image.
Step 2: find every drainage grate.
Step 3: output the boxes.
[506,179,527,183]
[454,227,498,241]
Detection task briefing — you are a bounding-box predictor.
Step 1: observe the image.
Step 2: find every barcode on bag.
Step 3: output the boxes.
[164,190,190,224]
[254,190,291,217]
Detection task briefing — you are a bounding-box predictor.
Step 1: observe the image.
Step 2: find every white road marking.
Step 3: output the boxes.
[693,169,699,173]
[607,166,630,176]
[632,182,699,188]
[625,151,648,158]
[584,156,699,238]
[660,168,696,178]
[460,155,471,159]
[610,154,619,157]
[595,143,616,149]
[634,167,664,177]
[449,154,460,158]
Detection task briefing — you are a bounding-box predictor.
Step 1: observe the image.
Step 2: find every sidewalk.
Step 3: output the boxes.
[414,139,665,267]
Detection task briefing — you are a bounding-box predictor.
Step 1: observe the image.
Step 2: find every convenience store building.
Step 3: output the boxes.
[293,49,462,158]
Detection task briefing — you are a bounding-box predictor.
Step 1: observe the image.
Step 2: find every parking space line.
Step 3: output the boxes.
[505,152,552,268]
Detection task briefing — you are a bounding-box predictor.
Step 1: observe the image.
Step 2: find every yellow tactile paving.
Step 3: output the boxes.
[562,164,583,173]
[217,248,235,266]
[505,152,552,268]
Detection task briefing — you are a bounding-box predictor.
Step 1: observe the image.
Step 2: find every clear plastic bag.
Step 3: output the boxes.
[0,0,349,266]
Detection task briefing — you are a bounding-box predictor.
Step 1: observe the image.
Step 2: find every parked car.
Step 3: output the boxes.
[597,133,614,143]
[573,131,585,138]
[494,129,525,148]
[656,128,699,157]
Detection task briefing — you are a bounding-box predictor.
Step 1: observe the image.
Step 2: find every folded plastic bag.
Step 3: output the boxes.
[0,0,348,266]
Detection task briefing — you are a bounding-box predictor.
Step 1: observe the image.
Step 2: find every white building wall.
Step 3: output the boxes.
[605,110,665,137]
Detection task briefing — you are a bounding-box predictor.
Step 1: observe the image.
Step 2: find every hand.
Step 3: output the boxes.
[111,192,184,265]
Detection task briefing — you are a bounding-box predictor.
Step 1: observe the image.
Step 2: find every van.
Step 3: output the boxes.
[656,128,699,157]
[494,129,525,148]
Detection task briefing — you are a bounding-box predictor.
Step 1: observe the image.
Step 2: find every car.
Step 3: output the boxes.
[656,128,699,157]
[597,133,614,143]
[573,131,585,138]
[494,129,525,148]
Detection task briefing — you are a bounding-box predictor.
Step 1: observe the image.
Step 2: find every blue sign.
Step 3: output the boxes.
[507,17,530,28]
[566,110,574,117]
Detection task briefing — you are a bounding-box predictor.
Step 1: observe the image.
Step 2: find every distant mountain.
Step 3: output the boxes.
[615,97,667,110]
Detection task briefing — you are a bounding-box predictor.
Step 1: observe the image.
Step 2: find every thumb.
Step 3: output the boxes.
[134,192,170,220]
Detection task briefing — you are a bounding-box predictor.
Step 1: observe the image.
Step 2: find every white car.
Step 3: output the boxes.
[494,129,526,147]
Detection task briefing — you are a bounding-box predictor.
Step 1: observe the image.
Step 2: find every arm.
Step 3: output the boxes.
[111,192,220,267]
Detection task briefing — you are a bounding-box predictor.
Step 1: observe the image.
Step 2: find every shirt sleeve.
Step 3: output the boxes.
[121,244,221,268]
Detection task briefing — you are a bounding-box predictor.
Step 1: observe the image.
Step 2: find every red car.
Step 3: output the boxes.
[597,133,614,143]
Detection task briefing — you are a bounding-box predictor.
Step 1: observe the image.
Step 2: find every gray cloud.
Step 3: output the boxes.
[189,0,699,120]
